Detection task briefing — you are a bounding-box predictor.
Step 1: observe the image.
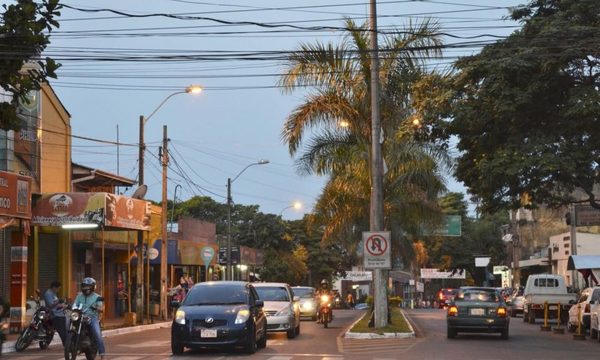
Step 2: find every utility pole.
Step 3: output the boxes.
[136,115,145,323]
[227,177,232,281]
[160,125,169,319]
[369,0,388,328]
[570,204,579,290]
[510,210,521,287]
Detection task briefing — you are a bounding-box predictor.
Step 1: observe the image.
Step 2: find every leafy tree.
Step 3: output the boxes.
[1,0,61,129]
[279,19,450,268]
[429,0,600,212]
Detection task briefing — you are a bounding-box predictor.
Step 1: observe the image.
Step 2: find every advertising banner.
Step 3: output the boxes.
[0,170,31,219]
[32,192,150,230]
[15,91,41,193]
[420,268,466,279]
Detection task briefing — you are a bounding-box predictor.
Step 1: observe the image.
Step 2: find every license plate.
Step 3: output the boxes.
[200,329,217,338]
[548,306,557,310]
[470,308,485,316]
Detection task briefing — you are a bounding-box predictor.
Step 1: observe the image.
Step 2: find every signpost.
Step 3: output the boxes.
[201,246,215,281]
[422,215,462,237]
[363,232,391,269]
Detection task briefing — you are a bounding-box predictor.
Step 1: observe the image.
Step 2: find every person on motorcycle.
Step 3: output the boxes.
[74,278,106,359]
[43,281,67,346]
[315,279,334,323]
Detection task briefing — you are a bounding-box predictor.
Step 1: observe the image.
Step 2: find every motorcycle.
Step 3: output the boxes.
[64,297,103,360]
[319,294,333,328]
[15,290,55,352]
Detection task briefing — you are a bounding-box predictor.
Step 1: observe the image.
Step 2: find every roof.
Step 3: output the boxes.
[72,163,136,188]
[567,255,600,270]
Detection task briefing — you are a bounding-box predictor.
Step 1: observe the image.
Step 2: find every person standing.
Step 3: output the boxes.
[346,292,355,309]
[43,281,67,346]
[74,278,106,360]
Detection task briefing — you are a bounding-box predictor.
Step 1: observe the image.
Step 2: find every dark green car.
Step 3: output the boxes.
[446,287,510,339]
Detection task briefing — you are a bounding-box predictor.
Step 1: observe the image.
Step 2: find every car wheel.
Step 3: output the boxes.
[522,311,528,322]
[311,314,317,321]
[501,327,509,340]
[171,341,184,355]
[295,322,301,336]
[244,328,258,355]
[257,323,267,349]
[528,308,536,324]
[287,326,296,339]
[447,327,457,339]
[510,310,516,318]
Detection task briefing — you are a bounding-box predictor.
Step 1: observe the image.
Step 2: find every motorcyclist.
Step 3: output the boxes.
[74,278,106,360]
[43,281,67,345]
[315,279,334,323]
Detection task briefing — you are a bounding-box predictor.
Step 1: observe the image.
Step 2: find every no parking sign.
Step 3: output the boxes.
[363,231,391,269]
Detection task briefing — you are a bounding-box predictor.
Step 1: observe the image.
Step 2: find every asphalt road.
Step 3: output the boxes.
[4,308,600,360]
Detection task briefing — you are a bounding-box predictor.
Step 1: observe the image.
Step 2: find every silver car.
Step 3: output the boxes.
[509,286,524,317]
[254,282,301,339]
[292,286,317,320]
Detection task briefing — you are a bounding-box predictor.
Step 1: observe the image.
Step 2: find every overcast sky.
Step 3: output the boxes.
[40,0,525,219]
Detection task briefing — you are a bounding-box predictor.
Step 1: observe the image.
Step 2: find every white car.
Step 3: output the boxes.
[253,282,301,339]
[569,287,600,332]
[585,287,600,338]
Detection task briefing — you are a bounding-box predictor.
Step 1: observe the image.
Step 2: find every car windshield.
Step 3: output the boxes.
[183,285,247,306]
[293,288,314,299]
[456,289,500,302]
[255,286,291,302]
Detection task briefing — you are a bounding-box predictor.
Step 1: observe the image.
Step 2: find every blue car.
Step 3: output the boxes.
[171,281,268,354]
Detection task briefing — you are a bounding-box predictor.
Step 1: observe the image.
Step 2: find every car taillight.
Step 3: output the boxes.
[439,293,444,300]
[497,307,507,317]
[448,306,458,316]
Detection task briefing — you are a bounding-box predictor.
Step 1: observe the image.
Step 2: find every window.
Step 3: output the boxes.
[564,244,569,248]
[534,278,559,287]
[184,285,248,306]
[456,289,500,302]
[255,286,291,302]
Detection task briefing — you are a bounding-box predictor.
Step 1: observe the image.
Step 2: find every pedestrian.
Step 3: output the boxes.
[179,273,189,293]
[346,292,355,309]
[187,275,194,289]
[43,281,67,346]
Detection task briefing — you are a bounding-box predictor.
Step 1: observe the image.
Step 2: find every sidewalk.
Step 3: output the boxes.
[2,317,171,354]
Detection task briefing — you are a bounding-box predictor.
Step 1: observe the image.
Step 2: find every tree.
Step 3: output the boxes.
[441,0,600,212]
[0,0,61,129]
[279,19,450,269]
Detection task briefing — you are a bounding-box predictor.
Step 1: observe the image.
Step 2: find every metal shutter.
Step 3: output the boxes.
[38,233,58,291]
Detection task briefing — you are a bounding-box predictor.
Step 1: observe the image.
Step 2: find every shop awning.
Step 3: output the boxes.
[32,192,150,230]
[567,255,600,270]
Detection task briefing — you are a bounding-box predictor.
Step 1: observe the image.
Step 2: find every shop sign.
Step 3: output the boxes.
[343,271,373,281]
[0,170,31,219]
[104,193,151,230]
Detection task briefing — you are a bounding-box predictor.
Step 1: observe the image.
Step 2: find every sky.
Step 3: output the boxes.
[35,0,525,219]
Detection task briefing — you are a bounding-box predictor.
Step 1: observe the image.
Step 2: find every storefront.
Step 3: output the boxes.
[31,192,151,321]
[0,171,33,332]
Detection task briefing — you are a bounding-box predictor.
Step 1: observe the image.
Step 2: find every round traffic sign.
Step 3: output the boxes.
[366,234,388,256]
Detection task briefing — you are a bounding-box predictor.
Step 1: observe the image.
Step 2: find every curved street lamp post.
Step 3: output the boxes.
[226,160,269,280]
[136,85,202,323]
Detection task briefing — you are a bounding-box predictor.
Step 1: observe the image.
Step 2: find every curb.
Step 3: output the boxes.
[343,308,415,339]
[1,321,171,354]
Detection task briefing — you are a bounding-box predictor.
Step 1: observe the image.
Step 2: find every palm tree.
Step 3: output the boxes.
[279,19,451,267]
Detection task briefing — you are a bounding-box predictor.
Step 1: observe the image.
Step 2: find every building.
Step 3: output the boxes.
[550,232,600,288]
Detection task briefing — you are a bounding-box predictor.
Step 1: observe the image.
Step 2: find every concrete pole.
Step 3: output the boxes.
[570,205,579,290]
[227,178,232,281]
[160,125,169,319]
[369,0,388,328]
[136,115,145,323]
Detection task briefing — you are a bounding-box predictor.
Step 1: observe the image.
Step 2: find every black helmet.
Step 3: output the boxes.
[81,277,96,295]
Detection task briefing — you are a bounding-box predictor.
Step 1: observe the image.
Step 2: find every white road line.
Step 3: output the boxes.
[266,356,293,360]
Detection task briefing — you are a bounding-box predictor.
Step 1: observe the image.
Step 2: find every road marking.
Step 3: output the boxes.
[118,340,170,348]
[266,356,293,360]
[338,337,421,355]
[110,357,144,360]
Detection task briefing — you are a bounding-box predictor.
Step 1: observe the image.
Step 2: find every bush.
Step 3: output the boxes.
[388,296,402,307]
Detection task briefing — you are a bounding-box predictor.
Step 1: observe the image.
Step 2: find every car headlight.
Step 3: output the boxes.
[235,309,250,324]
[70,312,80,322]
[276,306,293,317]
[175,310,186,325]
[301,302,315,311]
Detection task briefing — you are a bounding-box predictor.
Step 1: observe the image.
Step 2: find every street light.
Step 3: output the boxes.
[137,85,202,322]
[279,201,302,216]
[226,159,269,280]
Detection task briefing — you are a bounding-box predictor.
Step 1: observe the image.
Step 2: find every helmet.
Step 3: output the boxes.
[320,279,328,288]
[81,277,96,295]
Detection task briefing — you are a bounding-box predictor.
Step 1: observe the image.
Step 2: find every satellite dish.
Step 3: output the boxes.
[132,185,148,199]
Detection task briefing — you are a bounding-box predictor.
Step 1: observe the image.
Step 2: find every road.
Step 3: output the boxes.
[4,309,600,359]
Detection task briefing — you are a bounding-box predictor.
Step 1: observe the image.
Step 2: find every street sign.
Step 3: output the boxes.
[343,271,372,281]
[201,246,215,268]
[475,256,491,267]
[575,205,600,226]
[421,215,462,237]
[420,268,466,279]
[493,266,509,275]
[416,282,424,292]
[363,231,391,269]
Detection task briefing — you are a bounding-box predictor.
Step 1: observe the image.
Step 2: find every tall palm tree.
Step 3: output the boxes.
[279,19,451,267]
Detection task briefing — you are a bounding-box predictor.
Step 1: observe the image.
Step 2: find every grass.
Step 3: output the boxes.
[349,307,412,334]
